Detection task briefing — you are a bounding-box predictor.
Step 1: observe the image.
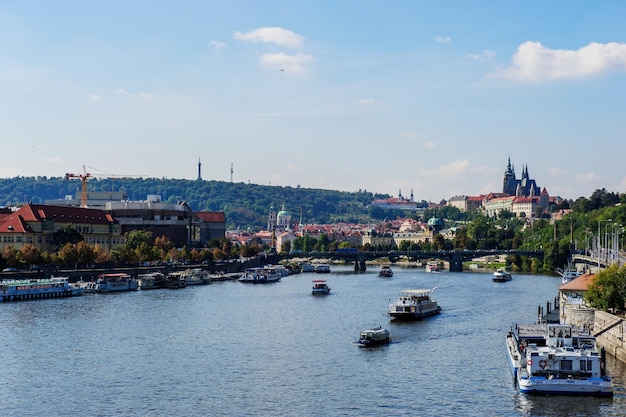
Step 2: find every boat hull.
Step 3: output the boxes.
[518,375,613,396]
[389,307,441,320]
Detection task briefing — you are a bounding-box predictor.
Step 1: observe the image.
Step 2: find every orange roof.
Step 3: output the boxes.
[559,273,595,291]
[195,212,225,223]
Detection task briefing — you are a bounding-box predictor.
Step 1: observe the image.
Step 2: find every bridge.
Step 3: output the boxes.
[278,249,544,272]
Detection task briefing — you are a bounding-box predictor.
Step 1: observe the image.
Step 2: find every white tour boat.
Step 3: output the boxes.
[357,326,390,348]
[0,276,82,301]
[314,264,331,274]
[169,268,211,286]
[136,272,165,290]
[311,279,331,295]
[388,288,441,320]
[301,262,316,273]
[238,267,282,284]
[378,265,393,277]
[506,323,613,396]
[425,261,439,273]
[493,268,512,282]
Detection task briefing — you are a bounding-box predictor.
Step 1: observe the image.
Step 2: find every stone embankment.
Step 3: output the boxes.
[595,310,626,364]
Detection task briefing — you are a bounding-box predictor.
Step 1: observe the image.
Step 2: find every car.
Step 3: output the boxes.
[2,267,17,272]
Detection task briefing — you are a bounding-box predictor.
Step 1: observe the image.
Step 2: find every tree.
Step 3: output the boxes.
[52,225,84,249]
[585,263,626,311]
[126,230,155,250]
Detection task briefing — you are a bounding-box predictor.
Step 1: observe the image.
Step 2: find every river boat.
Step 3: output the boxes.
[136,272,165,290]
[163,274,186,289]
[506,323,613,396]
[425,261,439,273]
[379,265,393,277]
[238,267,282,284]
[170,268,211,286]
[388,288,441,320]
[301,262,315,273]
[84,273,138,293]
[493,268,512,282]
[0,276,83,301]
[357,326,390,348]
[556,263,582,284]
[314,264,331,274]
[312,279,331,295]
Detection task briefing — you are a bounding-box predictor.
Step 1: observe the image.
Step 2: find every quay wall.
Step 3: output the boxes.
[594,310,626,364]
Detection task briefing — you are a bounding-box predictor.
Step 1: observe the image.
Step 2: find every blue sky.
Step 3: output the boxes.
[2,1,626,202]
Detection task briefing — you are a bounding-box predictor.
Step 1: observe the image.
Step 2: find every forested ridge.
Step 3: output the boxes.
[0,176,395,230]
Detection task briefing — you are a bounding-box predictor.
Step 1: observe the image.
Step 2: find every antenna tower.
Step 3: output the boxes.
[230,163,233,182]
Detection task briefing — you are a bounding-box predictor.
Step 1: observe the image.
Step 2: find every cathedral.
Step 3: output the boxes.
[502,158,541,197]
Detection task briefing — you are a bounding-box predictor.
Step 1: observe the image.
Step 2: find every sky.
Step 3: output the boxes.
[2,1,626,203]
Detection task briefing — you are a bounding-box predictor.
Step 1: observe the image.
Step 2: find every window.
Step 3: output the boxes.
[560,360,573,371]
[580,360,593,372]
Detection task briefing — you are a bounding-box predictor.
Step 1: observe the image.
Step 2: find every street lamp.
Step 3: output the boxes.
[598,219,612,271]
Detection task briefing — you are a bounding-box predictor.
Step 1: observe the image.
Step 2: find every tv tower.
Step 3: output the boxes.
[230,162,233,182]
[197,158,202,181]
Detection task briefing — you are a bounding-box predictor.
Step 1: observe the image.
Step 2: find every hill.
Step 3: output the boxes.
[0,176,398,230]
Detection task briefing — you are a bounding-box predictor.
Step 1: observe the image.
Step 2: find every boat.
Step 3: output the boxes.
[0,276,83,301]
[136,272,165,290]
[169,268,212,286]
[493,268,512,282]
[357,326,390,347]
[163,273,186,289]
[506,323,613,396]
[314,264,331,274]
[388,288,441,320]
[238,267,282,284]
[378,265,393,277]
[312,279,331,295]
[301,262,316,273]
[84,273,138,293]
[425,261,439,273]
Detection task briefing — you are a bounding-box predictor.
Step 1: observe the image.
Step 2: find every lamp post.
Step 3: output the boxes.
[598,219,612,271]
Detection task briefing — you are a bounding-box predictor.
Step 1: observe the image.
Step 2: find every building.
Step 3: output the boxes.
[558,273,596,327]
[371,189,421,211]
[503,158,541,197]
[0,204,124,253]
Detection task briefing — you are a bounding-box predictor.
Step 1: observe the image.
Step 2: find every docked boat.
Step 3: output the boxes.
[136,272,165,290]
[312,279,331,295]
[84,273,138,293]
[378,265,393,277]
[0,276,83,302]
[169,268,211,286]
[314,264,331,274]
[556,263,582,284]
[238,267,282,284]
[425,261,439,273]
[388,288,441,320]
[493,268,512,282]
[506,323,613,396]
[301,262,316,273]
[357,326,390,348]
[163,273,186,289]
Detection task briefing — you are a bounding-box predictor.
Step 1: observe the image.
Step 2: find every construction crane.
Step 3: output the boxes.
[65,165,142,208]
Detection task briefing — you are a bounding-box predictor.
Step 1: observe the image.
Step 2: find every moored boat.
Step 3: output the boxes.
[556,263,582,284]
[238,267,282,284]
[312,279,331,295]
[84,273,138,293]
[378,265,393,277]
[506,323,613,396]
[169,268,211,286]
[136,272,165,290]
[0,276,83,302]
[388,288,441,320]
[493,268,512,282]
[314,264,331,274]
[357,326,390,347]
[301,262,315,273]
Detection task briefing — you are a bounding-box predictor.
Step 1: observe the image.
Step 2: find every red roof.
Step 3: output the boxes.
[16,204,115,225]
[559,273,595,291]
[195,212,225,223]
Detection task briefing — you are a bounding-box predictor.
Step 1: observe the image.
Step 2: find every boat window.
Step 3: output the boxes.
[580,360,593,371]
[560,360,573,371]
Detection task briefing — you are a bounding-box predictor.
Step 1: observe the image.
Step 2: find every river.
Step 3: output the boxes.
[0,265,624,416]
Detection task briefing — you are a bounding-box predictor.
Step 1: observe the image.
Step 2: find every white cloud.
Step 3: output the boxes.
[401,131,420,139]
[421,140,436,149]
[138,92,156,100]
[547,167,569,176]
[357,98,375,105]
[433,35,451,44]
[209,40,227,49]
[259,52,316,74]
[576,171,604,182]
[88,94,101,102]
[488,41,626,81]
[419,160,470,177]
[115,87,129,95]
[467,50,496,61]
[234,27,304,48]
[114,88,156,100]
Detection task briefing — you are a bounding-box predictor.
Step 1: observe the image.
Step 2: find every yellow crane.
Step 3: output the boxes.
[65,165,142,208]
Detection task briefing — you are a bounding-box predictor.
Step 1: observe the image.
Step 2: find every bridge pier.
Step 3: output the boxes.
[354,257,366,272]
[449,253,464,272]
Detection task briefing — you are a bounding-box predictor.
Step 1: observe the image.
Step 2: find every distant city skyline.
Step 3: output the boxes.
[2,2,626,202]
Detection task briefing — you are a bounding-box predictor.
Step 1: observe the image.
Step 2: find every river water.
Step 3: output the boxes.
[1,266,624,416]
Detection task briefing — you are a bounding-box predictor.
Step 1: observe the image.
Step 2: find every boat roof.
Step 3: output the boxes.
[312,279,327,283]
[400,288,434,295]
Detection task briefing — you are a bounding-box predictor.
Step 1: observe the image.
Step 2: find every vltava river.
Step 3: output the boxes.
[0,265,624,416]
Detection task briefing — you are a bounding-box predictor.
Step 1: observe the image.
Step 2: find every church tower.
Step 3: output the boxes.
[503,157,517,195]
